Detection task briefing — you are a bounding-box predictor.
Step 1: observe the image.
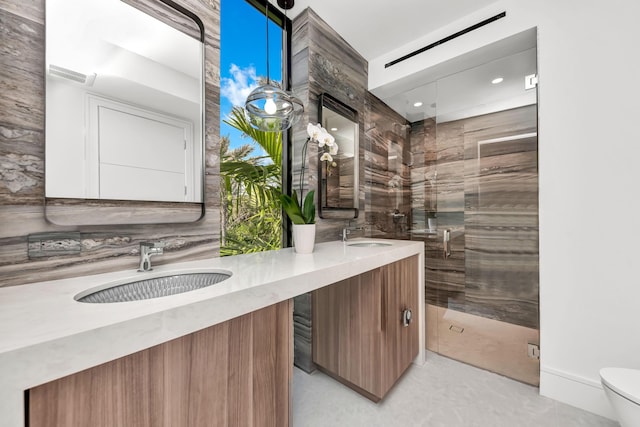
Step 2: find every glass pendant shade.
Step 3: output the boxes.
[245,83,303,131]
[244,0,303,132]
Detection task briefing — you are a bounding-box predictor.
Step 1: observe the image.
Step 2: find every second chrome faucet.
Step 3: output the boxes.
[342,222,364,242]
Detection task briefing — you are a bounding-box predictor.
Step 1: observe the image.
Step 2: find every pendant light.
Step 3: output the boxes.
[245,0,303,132]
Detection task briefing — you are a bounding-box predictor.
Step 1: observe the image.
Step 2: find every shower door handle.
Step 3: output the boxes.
[443,229,451,259]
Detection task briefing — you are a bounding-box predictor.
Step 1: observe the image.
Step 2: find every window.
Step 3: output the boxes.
[220,0,289,255]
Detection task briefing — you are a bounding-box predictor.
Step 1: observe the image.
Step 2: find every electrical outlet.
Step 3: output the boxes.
[28,232,81,258]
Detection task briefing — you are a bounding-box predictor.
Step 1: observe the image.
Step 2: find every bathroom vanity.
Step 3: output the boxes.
[0,240,423,426]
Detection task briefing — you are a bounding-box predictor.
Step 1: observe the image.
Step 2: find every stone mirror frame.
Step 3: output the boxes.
[44,0,205,225]
[317,93,359,219]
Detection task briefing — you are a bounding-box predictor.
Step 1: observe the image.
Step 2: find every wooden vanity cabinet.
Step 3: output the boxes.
[312,255,419,402]
[28,300,292,427]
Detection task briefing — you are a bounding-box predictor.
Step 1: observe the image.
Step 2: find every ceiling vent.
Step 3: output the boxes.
[48,64,96,86]
[385,12,507,69]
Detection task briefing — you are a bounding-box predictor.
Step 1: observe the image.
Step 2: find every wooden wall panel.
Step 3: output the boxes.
[357,269,384,397]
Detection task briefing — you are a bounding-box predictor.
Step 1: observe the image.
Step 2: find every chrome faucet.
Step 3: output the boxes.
[342,222,364,242]
[138,241,165,272]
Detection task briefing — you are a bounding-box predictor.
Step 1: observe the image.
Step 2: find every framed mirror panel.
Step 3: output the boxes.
[318,93,359,219]
[44,0,205,225]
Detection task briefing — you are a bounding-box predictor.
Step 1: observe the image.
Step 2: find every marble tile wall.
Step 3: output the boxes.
[416,118,467,310]
[0,0,221,288]
[463,105,539,329]
[364,94,412,239]
[412,105,539,329]
[291,8,367,242]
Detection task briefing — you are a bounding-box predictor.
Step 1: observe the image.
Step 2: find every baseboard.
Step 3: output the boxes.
[540,366,616,420]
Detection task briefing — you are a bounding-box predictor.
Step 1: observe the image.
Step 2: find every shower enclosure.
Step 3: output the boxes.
[409,41,540,385]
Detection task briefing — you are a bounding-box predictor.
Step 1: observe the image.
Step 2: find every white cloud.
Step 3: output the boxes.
[221,64,259,107]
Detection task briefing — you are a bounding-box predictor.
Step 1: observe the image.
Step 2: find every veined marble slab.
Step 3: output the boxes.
[0,239,424,426]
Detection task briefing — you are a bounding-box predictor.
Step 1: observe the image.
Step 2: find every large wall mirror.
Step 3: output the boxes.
[318,94,359,219]
[44,0,205,225]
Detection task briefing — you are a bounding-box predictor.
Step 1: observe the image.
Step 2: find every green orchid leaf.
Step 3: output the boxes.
[280,192,306,225]
[302,190,316,224]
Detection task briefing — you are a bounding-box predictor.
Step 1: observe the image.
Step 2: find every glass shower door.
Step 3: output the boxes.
[425,45,540,385]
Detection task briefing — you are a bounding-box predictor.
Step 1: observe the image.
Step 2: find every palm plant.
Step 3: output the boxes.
[220,107,283,255]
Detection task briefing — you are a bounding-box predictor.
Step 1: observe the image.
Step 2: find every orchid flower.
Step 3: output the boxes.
[319,132,335,148]
[307,123,323,141]
[320,153,333,162]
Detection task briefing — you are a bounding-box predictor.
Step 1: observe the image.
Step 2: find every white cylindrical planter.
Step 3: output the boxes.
[292,223,316,254]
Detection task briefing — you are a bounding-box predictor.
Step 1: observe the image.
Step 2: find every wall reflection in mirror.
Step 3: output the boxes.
[45,0,204,204]
[318,94,359,219]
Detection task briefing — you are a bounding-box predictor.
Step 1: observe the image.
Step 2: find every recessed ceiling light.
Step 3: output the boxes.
[330,127,338,131]
[491,77,504,84]
[413,101,423,107]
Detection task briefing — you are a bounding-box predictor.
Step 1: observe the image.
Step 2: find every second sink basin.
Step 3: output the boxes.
[347,241,392,248]
[76,272,232,303]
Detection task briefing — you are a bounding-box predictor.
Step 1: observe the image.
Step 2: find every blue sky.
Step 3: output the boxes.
[220,0,283,152]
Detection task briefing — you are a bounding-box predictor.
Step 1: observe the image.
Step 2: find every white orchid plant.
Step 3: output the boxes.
[307,123,338,173]
[281,123,339,225]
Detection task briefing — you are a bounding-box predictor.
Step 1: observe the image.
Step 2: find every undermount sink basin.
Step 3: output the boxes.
[347,241,392,248]
[76,272,232,303]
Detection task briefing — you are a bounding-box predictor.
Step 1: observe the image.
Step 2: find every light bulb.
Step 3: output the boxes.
[264,98,277,114]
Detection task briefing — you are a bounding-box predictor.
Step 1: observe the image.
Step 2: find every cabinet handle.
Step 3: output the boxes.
[443,229,451,259]
[380,280,386,332]
[402,308,412,327]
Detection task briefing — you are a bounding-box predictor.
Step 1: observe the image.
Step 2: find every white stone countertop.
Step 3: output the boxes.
[0,239,424,426]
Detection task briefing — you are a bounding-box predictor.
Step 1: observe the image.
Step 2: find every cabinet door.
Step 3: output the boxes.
[381,255,420,394]
[312,256,419,402]
[312,269,384,400]
[28,300,292,427]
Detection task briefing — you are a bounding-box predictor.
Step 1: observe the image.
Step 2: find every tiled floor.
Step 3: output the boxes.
[293,352,619,427]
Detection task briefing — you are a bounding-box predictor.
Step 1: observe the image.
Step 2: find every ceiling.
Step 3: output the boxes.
[276,0,537,124]
[278,0,498,61]
[382,44,537,123]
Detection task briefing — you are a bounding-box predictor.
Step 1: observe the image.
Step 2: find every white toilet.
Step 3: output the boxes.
[600,367,640,427]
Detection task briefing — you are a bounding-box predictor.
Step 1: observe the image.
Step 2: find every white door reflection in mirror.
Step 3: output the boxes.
[90,97,194,202]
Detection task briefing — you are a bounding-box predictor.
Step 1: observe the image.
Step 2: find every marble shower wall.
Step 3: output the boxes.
[0,0,221,288]
[364,94,412,238]
[413,105,539,329]
[463,105,539,329]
